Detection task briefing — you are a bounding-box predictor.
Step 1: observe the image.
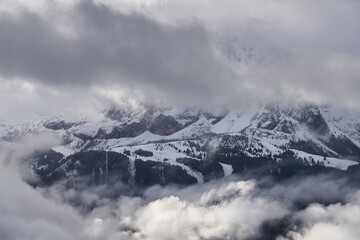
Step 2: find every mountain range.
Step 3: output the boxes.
[1,103,360,187]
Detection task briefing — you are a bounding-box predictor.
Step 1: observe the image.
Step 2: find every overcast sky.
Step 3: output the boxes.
[1,0,360,123]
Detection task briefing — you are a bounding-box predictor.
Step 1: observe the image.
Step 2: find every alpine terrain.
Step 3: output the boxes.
[1,103,359,188]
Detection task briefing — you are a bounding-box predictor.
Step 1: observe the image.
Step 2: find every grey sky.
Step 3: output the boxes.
[1,2,360,238]
[0,0,360,122]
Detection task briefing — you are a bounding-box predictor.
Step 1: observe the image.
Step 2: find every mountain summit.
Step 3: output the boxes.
[2,103,360,186]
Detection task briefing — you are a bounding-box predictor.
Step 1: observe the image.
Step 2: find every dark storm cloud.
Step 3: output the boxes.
[1,0,360,117]
[0,1,233,102]
[1,1,360,239]
[1,0,360,120]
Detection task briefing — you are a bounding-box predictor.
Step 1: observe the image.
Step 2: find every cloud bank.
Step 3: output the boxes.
[0,0,360,122]
[1,134,360,239]
[1,2,360,237]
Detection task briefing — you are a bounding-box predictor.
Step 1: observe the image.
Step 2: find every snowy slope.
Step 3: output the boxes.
[291,149,358,170]
[2,103,360,177]
[320,105,360,147]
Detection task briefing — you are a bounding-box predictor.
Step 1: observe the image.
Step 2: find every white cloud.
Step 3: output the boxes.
[2,134,360,239]
[281,191,360,240]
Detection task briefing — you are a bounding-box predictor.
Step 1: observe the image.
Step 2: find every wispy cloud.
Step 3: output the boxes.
[1,134,360,239]
[1,0,360,122]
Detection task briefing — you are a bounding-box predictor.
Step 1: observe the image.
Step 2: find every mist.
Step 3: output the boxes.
[1,1,360,239]
[0,134,359,240]
[1,0,360,123]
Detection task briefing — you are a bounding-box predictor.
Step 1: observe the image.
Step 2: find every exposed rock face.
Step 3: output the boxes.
[299,105,330,135]
[44,120,78,130]
[149,114,182,136]
[117,121,148,138]
[95,108,200,139]
[253,104,330,135]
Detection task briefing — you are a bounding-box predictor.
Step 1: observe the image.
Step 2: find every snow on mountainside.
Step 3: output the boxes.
[291,149,358,171]
[320,106,360,147]
[1,103,359,186]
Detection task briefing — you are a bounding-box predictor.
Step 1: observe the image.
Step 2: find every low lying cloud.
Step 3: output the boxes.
[1,134,360,240]
[0,134,82,240]
[0,141,287,240]
[126,181,287,240]
[1,1,360,235]
[0,134,360,240]
[281,191,360,240]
